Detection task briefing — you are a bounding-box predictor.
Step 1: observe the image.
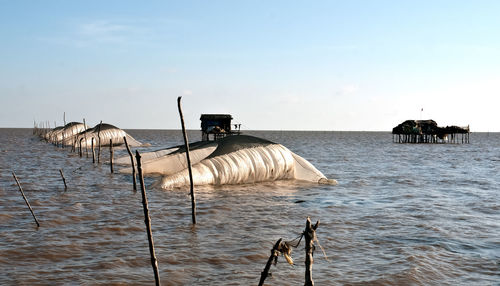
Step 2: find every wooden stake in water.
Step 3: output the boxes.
[83,118,88,157]
[97,120,102,164]
[177,96,196,224]
[136,151,161,286]
[59,169,67,189]
[91,137,96,164]
[123,136,137,191]
[79,138,83,157]
[109,139,114,173]
[258,238,282,286]
[304,217,319,286]
[12,172,40,227]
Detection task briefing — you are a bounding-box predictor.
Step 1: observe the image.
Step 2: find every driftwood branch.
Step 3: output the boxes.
[59,169,67,189]
[258,238,282,286]
[304,217,319,286]
[12,172,40,227]
[136,151,161,285]
[123,136,137,191]
[177,96,196,224]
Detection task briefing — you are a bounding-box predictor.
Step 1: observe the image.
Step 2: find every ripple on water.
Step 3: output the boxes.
[0,129,499,285]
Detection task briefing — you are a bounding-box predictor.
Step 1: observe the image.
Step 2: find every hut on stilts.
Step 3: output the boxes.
[200,114,241,141]
[392,120,470,144]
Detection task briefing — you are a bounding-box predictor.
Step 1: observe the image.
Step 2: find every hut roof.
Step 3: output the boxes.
[392,119,469,135]
[200,114,233,120]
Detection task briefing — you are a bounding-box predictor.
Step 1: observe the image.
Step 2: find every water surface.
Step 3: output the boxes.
[0,129,498,285]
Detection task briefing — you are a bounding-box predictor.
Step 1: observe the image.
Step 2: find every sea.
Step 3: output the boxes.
[0,128,498,285]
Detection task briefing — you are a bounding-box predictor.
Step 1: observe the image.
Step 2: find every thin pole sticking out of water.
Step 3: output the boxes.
[109,139,114,173]
[83,118,88,157]
[12,172,40,227]
[123,136,137,191]
[258,238,282,286]
[304,217,319,286]
[79,138,83,157]
[136,151,161,286]
[97,120,102,164]
[91,138,95,164]
[177,96,196,224]
[59,169,67,189]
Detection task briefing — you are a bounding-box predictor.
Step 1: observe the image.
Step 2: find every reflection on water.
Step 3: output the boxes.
[0,129,499,285]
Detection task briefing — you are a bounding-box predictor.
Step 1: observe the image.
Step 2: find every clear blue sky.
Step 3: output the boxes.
[1,0,499,131]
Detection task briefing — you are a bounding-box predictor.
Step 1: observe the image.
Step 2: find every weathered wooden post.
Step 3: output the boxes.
[304,217,319,286]
[97,121,102,164]
[62,129,65,148]
[177,96,196,224]
[12,172,40,227]
[83,118,89,157]
[136,151,161,286]
[258,238,283,286]
[91,137,96,164]
[123,136,137,191]
[59,169,67,189]
[79,138,83,157]
[109,139,114,173]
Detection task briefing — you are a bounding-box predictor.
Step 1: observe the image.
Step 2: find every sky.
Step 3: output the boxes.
[1,0,499,131]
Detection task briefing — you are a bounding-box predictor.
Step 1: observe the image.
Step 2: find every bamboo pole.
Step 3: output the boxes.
[258,238,282,286]
[123,136,137,191]
[177,96,196,224]
[136,151,161,286]
[304,217,319,286]
[59,169,67,189]
[109,139,114,174]
[12,172,40,227]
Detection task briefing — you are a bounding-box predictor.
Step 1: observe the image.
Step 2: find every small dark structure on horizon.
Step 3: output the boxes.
[200,114,241,141]
[392,119,470,144]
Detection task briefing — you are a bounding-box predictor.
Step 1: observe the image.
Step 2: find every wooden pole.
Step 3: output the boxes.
[97,121,102,164]
[79,138,83,157]
[109,139,114,173]
[304,217,319,286]
[59,169,67,189]
[83,118,88,157]
[12,172,40,227]
[136,151,161,286]
[124,136,137,191]
[177,96,196,224]
[91,137,95,164]
[258,238,282,286]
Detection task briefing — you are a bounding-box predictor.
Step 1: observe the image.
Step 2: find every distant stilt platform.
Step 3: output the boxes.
[392,120,470,144]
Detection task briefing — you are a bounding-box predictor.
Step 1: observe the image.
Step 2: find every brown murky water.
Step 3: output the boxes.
[0,129,498,285]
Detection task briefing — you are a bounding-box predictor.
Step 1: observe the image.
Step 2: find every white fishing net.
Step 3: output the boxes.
[74,124,143,148]
[117,135,334,189]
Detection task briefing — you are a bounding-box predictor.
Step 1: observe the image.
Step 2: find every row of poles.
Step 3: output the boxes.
[392,132,470,144]
[22,97,194,286]
[19,97,321,285]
